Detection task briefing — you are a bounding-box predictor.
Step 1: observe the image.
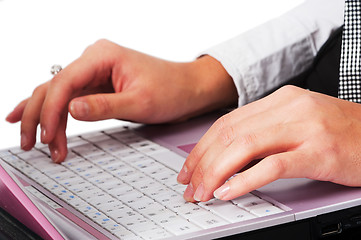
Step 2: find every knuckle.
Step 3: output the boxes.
[93,39,112,48]
[213,115,226,132]
[192,166,205,183]
[94,95,113,116]
[94,38,111,45]
[188,146,203,163]
[203,164,217,182]
[214,115,235,146]
[32,85,45,96]
[266,156,286,178]
[275,85,299,96]
[295,94,320,109]
[219,126,236,146]
[84,39,112,54]
[136,95,156,121]
[237,133,257,148]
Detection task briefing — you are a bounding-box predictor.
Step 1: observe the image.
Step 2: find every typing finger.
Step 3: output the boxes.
[20,84,48,150]
[6,98,29,123]
[213,151,305,200]
[189,121,303,202]
[178,86,305,185]
[48,109,68,163]
[39,55,109,144]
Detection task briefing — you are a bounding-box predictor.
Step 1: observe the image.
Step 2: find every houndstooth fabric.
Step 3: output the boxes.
[339,0,361,103]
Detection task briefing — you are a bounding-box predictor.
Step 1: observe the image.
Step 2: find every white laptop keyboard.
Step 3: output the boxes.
[0,127,284,240]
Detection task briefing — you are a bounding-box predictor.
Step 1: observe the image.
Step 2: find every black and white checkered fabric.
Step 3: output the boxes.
[339,0,361,103]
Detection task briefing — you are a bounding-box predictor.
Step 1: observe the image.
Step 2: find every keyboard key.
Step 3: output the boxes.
[17,149,48,161]
[81,131,111,142]
[189,212,229,229]
[72,143,103,157]
[162,216,201,235]
[149,208,178,225]
[199,199,256,223]
[231,193,262,207]
[150,150,185,172]
[137,227,173,240]
[104,222,136,239]
[250,205,284,217]
[177,203,209,219]
[0,150,12,158]
[94,138,128,154]
[112,227,137,240]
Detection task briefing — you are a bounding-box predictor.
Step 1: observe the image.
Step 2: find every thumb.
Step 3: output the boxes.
[69,93,138,121]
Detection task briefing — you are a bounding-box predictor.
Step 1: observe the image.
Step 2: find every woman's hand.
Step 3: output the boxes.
[6,39,238,163]
[177,86,361,202]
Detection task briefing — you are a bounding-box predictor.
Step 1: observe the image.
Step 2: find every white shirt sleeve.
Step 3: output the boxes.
[202,0,344,106]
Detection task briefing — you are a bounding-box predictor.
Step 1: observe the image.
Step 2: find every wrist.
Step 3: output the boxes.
[188,55,238,110]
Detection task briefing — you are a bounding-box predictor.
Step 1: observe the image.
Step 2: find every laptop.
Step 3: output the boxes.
[1,110,361,240]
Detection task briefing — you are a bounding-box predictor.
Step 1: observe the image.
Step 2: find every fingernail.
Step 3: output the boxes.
[41,127,47,143]
[177,165,189,184]
[51,149,60,163]
[213,184,230,200]
[183,182,194,201]
[21,133,28,149]
[70,100,89,118]
[193,182,204,202]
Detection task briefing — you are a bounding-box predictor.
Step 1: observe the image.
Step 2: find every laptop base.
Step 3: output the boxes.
[219,204,361,240]
[2,205,361,240]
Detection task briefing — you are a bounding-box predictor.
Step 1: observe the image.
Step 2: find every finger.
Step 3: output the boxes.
[20,85,48,150]
[180,109,273,199]
[40,55,111,144]
[178,112,248,185]
[68,92,142,122]
[178,86,302,185]
[213,151,305,201]
[6,98,29,123]
[191,122,302,202]
[48,110,68,163]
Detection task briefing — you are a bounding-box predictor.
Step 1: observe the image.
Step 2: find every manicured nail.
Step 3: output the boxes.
[177,165,189,184]
[41,127,47,143]
[193,182,204,202]
[183,182,194,201]
[70,100,89,118]
[51,149,60,163]
[21,133,28,149]
[213,184,230,200]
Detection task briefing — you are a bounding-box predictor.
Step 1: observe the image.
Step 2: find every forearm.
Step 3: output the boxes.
[186,55,238,110]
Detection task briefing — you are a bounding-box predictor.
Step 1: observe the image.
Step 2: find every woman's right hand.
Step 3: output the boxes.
[6,39,238,163]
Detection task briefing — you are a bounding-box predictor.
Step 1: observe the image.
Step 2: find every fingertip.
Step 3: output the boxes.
[5,112,13,122]
[213,183,230,200]
[6,111,20,123]
[183,182,196,202]
[69,99,90,119]
[49,145,68,163]
[20,132,35,151]
[7,99,29,123]
[193,182,205,202]
[177,165,190,184]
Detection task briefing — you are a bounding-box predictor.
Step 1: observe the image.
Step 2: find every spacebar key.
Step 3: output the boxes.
[151,150,185,172]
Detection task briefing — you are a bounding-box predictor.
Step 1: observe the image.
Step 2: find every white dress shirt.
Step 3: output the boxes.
[203,0,344,106]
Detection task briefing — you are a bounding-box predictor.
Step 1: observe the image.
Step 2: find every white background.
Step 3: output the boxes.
[0,0,303,150]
